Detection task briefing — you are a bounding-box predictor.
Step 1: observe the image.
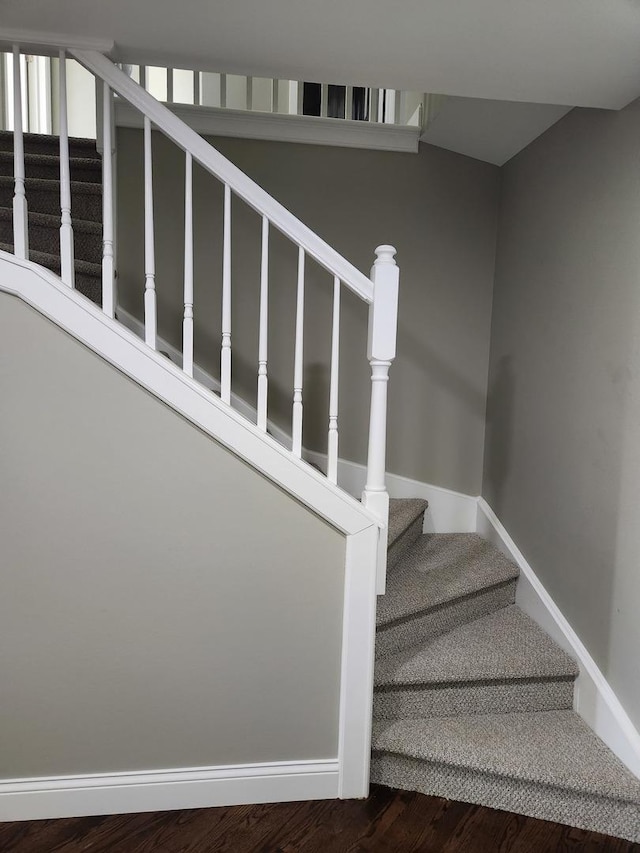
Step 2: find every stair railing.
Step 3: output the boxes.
[5,44,399,590]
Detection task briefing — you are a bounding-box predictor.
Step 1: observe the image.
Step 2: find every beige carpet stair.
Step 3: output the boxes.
[373,499,640,842]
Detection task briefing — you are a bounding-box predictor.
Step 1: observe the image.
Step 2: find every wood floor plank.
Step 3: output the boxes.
[0,786,638,852]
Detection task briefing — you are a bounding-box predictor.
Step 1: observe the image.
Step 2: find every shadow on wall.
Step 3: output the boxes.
[483,355,515,516]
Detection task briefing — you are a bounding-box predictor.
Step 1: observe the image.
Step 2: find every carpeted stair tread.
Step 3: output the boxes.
[371,710,640,804]
[0,130,98,158]
[0,174,102,196]
[0,207,102,235]
[375,605,578,688]
[377,533,519,628]
[388,499,428,549]
[0,241,101,278]
[0,150,102,170]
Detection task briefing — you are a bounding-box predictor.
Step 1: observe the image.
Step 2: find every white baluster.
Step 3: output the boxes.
[327,276,341,484]
[101,81,115,317]
[143,116,157,348]
[183,151,194,376]
[292,246,305,457]
[11,45,28,259]
[362,245,399,594]
[345,85,353,120]
[369,88,379,123]
[58,51,75,287]
[139,65,147,90]
[257,215,269,431]
[320,84,328,118]
[220,183,232,403]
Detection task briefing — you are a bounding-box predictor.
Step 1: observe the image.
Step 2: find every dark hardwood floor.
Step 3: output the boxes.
[0,785,637,852]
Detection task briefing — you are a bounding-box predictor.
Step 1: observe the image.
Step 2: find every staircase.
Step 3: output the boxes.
[0,131,103,304]
[373,500,640,842]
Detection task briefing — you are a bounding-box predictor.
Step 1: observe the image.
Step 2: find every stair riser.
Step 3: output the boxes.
[0,220,102,265]
[373,678,575,719]
[0,135,99,159]
[376,582,517,658]
[0,156,102,183]
[371,754,640,843]
[388,516,423,572]
[0,185,102,222]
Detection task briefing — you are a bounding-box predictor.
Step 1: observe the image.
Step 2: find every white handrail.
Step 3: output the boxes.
[71,49,375,304]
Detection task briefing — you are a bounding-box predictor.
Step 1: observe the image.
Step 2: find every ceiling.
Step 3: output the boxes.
[421,98,573,166]
[2,0,640,109]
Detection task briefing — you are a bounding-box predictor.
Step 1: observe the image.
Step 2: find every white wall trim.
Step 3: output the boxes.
[115,99,420,154]
[0,759,339,822]
[476,497,640,779]
[0,30,114,56]
[306,451,478,533]
[0,253,378,537]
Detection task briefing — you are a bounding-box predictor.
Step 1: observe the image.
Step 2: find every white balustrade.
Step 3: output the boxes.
[101,81,115,317]
[143,115,157,348]
[58,51,75,288]
[183,151,194,376]
[327,277,341,484]
[257,215,269,431]
[11,46,28,259]
[7,50,401,564]
[221,183,232,403]
[292,246,305,458]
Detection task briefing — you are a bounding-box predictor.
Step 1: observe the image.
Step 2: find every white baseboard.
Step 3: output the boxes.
[476,497,640,779]
[306,452,477,533]
[0,759,339,822]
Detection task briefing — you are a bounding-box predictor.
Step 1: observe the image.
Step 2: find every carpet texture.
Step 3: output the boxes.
[376,500,640,842]
[0,131,102,305]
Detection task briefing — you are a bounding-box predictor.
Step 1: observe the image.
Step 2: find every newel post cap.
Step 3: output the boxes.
[374,245,397,266]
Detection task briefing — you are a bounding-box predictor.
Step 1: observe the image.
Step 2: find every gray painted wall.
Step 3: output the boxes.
[116,131,500,495]
[0,293,345,778]
[484,99,640,729]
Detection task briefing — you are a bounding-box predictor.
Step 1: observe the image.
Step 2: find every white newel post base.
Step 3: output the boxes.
[362,245,399,595]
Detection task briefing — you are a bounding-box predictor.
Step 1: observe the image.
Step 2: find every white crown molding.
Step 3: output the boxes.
[476,497,640,780]
[0,29,114,56]
[0,759,338,821]
[114,99,420,154]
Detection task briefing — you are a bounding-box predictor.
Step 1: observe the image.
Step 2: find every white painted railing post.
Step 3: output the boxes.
[101,81,115,317]
[292,246,305,457]
[143,115,157,348]
[58,51,75,287]
[362,245,399,594]
[220,183,232,403]
[257,215,269,430]
[183,151,194,377]
[11,45,28,259]
[327,277,341,484]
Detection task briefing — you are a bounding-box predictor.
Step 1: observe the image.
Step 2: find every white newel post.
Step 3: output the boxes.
[362,245,399,595]
[101,81,115,318]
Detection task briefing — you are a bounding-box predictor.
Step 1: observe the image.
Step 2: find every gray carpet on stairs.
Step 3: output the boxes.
[376,499,640,842]
[0,131,102,305]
